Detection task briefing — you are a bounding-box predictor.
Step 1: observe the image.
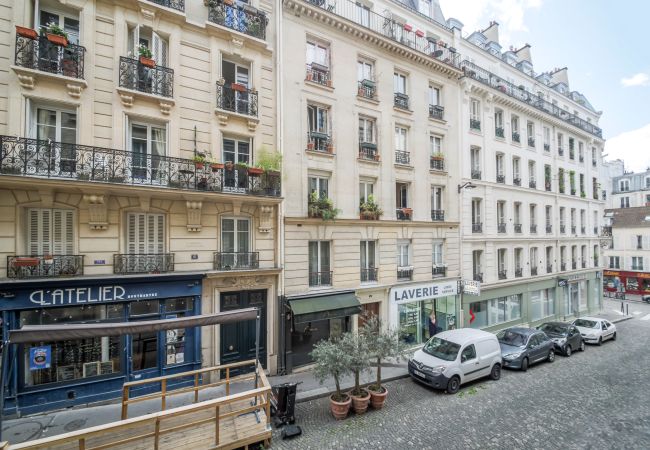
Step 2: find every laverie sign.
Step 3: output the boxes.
[391,281,458,305]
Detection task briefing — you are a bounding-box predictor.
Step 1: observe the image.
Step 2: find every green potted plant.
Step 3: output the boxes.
[193,154,206,170]
[255,147,282,176]
[360,314,407,409]
[431,151,444,161]
[138,44,155,68]
[308,192,340,221]
[310,337,353,420]
[45,22,68,47]
[359,195,383,220]
[340,332,372,415]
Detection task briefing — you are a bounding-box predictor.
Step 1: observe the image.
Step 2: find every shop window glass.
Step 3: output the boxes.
[398,296,456,345]
[470,295,522,328]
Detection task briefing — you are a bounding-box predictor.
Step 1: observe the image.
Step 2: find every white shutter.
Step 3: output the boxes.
[127,213,164,254]
[156,214,164,254]
[28,209,43,255]
[152,32,167,66]
[631,236,637,250]
[52,209,73,255]
[34,0,40,29]
[131,25,140,57]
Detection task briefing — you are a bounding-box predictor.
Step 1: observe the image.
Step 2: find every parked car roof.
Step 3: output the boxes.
[502,327,538,336]
[435,328,496,345]
[576,316,604,322]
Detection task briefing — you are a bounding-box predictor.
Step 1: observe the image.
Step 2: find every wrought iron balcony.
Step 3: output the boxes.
[547,265,553,273]
[305,64,331,86]
[216,83,258,117]
[558,147,564,156]
[395,150,410,165]
[214,252,259,270]
[512,132,520,143]
[572,261,577,270]
[561,263,567,271]
[498,270,507,280]
[601,226,612,236]
[430,157,445,171]
[529,180,536,189]
[471,169,482,180]
[571,226,577,234]
[579,155,584,163]
[513,177,521,186]
[360,267,378,283]
[514,223,522,233]
[544,143,550,152]
[515,268,523,278]
[359,143,378,161]
[15,34,86,79]
[530,224,537,233]
[545,181,552,192]
[497,222,506,233]
[397,266,413,281]
[309,271,332,287]
[208,1,268,40]
[581,226,586,235]
[528,137,535,148]
[472,223,483,233]
[150,0,184,11]
[473,273,483,282]
[7,255,83,279]
[496,174,505,184]
[114,253,174,274]
[546,225,553,234]
[307,131,332,153]
[470,119,481,131]
[396,208,412,221]
[495,127,504,138]
[560,225,566,234]
[460,61,602,138]
[119,56,173,98]
[0,136,281,197]
[432,266,446,277]
[357,80,376,99]
[394,92,409,110]
[531,267,538,276]
[431,210,445,221]
[429,105,444,120]
[581,261,586,269]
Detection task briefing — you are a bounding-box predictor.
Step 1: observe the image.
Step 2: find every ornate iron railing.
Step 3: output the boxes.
[0,136,281,197]
[471,169,481,180]
[544,143,550,152]
[514,223,522,233]
[497,222,506,233]
[531,267,538,276]
[530,224,537,233]
[119,56,173,98]
[546,225,553,233]
[513,177,521,186]
[498,270,507,280]
[547,265,553,273]
[396,208,412,221]
[528,137,535,147]
[432,266,446,277]
[357,80,376,99]
[572,261,577,270]
[394,92,409,110]
[309,271,332,287]
[307,131,332,153]
[397,267,413,281]
[113,253,174,274]
[495,127,504,138]
[150,0,185,12]
[561,263,567,271]
[496,174,505,184]
[515,268,523,278]
[560,225,566,234]
[430,157,444,171]
[358,144,378,161]
[360,267,378,282]
[473,273,483,282]
[470,119,481,131]
[15,34,86,79]
[306,64,331,86]
[208,1,267,40]
[529,180,536,189]
[601,226,612,237]
[395,150,410,165]
[558,147,564,156]
[216,84,258,116]
[429,105,444,120]
[571,226,577,234]
[214,252,259,270]
[7,255,83,279]
[461,61,603,138]
[472,223,482,233]
[431,210,444,221]
[512,132,520,143]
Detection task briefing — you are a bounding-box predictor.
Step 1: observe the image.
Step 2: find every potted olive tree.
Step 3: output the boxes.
[340,332,372,414]
[310,337,353,420]
[360,314,407,409]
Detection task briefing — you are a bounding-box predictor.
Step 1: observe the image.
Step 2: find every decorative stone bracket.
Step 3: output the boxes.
[12,66,87,98]
[186,201,203,232]
[83,194,109,230]
[258,205,273,233]
[116,87,175,115]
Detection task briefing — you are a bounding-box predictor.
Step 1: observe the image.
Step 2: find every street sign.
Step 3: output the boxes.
[558,279,568,287]
[462,280,481,296]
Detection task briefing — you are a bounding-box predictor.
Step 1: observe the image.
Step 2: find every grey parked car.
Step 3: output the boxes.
[537,322,585,356]
[496,327,555,371]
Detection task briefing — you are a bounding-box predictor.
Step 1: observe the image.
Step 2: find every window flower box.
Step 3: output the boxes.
[247,167,264,176]
[231,83,247,92]
[12,257,40,267]
[16,26,38,39]
[415,30,424,38]
[47,33,68,47]
[139,56,155,68]
[403,24,413,32]
[210,163,224,171]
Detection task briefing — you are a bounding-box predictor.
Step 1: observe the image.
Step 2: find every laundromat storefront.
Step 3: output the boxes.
[0,274,203,415]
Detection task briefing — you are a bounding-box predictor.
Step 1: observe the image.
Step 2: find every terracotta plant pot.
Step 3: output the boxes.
[369,386,388,409]
[350,389,371,415]
[329,393,351,420]
[327,144,335,153]
[139,56,155,68]
[195,163,205,170]
[231,83,247,92]
[46,33,68,47]
[247,167,264,176]
[16,26,38,40]
[12,257,40,267]
[210,163,224,171]
[307,142,315,150]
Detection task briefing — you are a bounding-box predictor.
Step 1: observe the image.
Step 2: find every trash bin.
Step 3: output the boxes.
[271,382,300,426]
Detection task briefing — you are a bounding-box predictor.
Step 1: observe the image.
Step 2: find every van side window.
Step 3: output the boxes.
[460,344,476,363]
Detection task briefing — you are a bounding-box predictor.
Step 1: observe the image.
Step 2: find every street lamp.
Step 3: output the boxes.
[458,182,477,193]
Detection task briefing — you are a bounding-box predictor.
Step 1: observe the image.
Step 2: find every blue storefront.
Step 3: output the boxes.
[0,274,203,415]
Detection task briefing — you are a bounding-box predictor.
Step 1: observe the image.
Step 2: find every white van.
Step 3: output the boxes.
[408,328,502,394]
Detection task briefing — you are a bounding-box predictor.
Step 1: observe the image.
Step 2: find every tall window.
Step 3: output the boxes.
[32,104,78,173]
[306,40,329,67]
[360,240,376,271]
[619,180,630,192]
[354,3,370,26]
[497,249,507,275]
[473,250,483,279]
[496,154,504,179]
[530,247,538,271]
[130,121,166,180]
[359,117,376,144]
[40,9,80,45]
[432,240,443,267]
[418,0,432,16]
[472,199,482,225]
[127,213,164,254]
[515,248,522,272]
[471,147,481,174]
[511,115,519,133]
[528,161,536,184]
[620,197,630,208]
[609,256,620,269]
[570,208,576,228]
[308,241,331,286]
[557,133,564,150]
[526,121,534,144]
[359,180,374,204]
[221,218,250,254]
[222,60,250,88]
[497,201,506,226]
[545,206,552,227]
[514,202,521,225]
[529,204,537,226]
[543,126,550,149]
[494,109,503,131]
[357,60,373,82]
[632,256,644,271]
[429,85,440,106]
[512,157,520,181]
[546,246,553,270]
[309,176,329,199]
[394,73,406,95]
[222,137,250,164]
[470,99,480,122]
[27,208,74,255]
[397,240,411,267]
[395,126,407,151]
[396,182,409,208]
[431,186,444,211]
[307,104,329,134]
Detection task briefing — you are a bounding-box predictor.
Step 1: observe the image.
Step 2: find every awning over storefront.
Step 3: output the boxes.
[8,308,258,344]
[288,292,361,324]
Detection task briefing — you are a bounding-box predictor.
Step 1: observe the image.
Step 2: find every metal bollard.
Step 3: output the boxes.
[626,303,629,316]
[621,301,624,313]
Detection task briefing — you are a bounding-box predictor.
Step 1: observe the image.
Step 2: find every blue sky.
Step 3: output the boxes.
[440,0,650,171]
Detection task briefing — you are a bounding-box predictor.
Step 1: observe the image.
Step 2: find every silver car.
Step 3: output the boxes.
[497,327,555,371]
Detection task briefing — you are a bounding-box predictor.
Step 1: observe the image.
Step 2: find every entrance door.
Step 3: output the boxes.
[220,290,267,375]
[128,300,161,382]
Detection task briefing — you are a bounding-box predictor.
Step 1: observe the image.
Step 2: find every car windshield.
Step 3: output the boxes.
[539,324,567,336]
[496,330,527,347]
[574,319,598,329]
[422,337,461,362]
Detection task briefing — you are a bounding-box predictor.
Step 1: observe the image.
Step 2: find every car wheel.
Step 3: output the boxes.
[612,332,617,341]
[597,337,603,346]
[565,345,572,357]
[580,340,586,352]
[446,376,461,394]
[521,357,529,372]
[490,364,501,381]
[548,349,555,363]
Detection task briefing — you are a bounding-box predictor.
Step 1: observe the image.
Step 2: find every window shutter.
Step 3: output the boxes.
[27,209,45,255]
[152,32,168,67]
[131,25,140,57]
[52,209,73,255]
[156,214,164,254]
[127,213,136,254]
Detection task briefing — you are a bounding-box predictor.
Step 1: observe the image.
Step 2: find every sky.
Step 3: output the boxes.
[439,0,650,172]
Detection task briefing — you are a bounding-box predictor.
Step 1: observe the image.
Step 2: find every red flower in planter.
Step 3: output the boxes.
[403,24,413,32]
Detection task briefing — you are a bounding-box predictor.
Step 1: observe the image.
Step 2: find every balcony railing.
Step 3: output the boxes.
[498,270,507,280]
[0,136,281,197]
[515,268,523,278]
[432,266,446,277]
[119,56,173,98]
[581,261,586,269]
[561,263,567,271]
[309,271,332,287]
[394,92,409,109]
[470,119,481,131]
[531,267,538,276]
[395,150,410,165]
[357,80,376,99]
[15,34,86,79]
[460,61,602,138]
[581,227,586,235]
[472,223,482,233]
[7,255,83,279]
[497,222,506,233]
[496,174,505,184]
[359,144,378,161]
[216,83,258,117]
[512,132,520,143]
[513,177,521,186]
[544,143,550,152]
[430,157,445,171]
[546,225,552,233]
[397,266,413,281]
[214,252,259,270]
[473,273,483,282]
[529,180,537,189]
[150,0,184,11]
[579,155,584,163]
[431,210,445,221]
[307,131,332,153]
[547,265,553,273]
[560,225,566,234]
[208,1,268,40]
[594,226,598,235]
[305,64,331,86]
[528,137,535,148]
[545,181,552,192]
[558,147,564,156]
[361,267,378,283]
[601,226,612,236]
[471,169,481,180]
[530,224,537,233]
[571,226,577,234]
[592,159,597,167]
[514,223,522,233]
[396,208,412,221]
[114,253,174,274]
[429,105,444,120]
[572,261,577,270]
[495,127,504,138]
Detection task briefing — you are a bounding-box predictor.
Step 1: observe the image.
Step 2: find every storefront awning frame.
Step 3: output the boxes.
[288,291,362,324]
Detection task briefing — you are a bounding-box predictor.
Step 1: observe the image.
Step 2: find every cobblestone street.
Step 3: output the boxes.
[273,317,650,449]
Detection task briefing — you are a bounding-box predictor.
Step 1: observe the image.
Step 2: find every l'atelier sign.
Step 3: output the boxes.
[29,285,138,306]
[391,281,458,304]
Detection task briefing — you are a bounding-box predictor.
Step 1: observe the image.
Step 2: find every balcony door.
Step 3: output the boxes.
[223,138,250,192]
[220,218,251,269]
[129,122,166,184]
[222,60,251,114]
[308,241,331,286]
[30,104,77,175]
[123,213,165,273]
